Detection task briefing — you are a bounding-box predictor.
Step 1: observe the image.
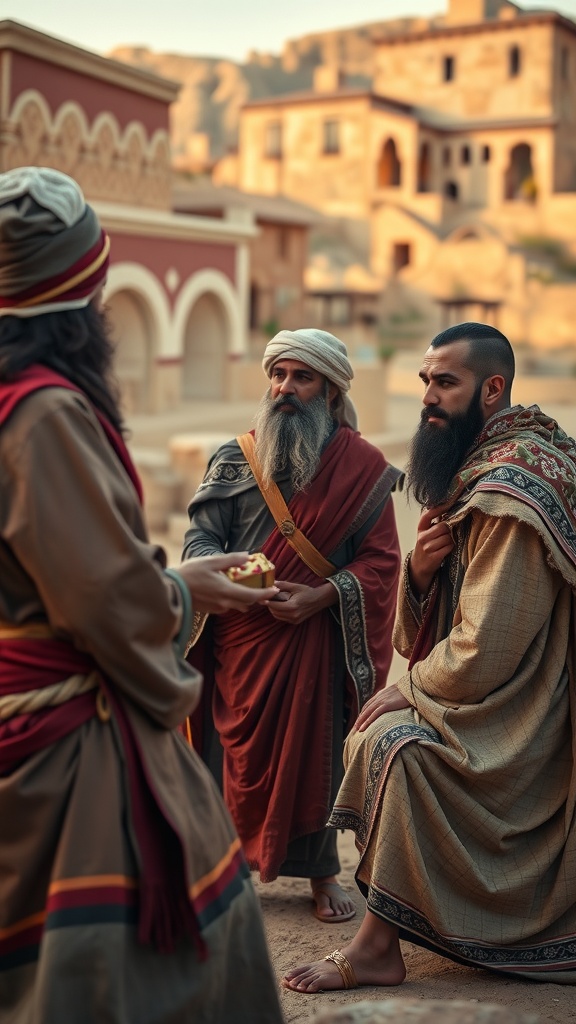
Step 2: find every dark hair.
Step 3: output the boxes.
[0,305,124,432]
[430,321,515,400]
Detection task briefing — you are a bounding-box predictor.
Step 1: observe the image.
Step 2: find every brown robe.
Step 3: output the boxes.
[0,385,283,1023]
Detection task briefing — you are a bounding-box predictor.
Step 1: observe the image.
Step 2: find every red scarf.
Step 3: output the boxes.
[0,367,203,955]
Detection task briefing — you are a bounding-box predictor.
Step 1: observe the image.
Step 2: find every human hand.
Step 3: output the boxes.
[177,552,278,614]
[354,684,412,732]
[267,580,337,624]
[408,505,455,597]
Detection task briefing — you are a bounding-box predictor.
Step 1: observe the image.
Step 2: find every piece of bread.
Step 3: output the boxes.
[226,552,275,588]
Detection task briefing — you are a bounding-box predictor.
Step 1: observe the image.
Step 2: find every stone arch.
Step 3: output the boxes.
[377,137,402,188]
[174,269,244,401]
[105,263,171,414]
[90,112,121,171]
[504,142,535,201]
[122,122,147,170]
[148,130,171,173]
[6,90,52,166]
[52,101,89,174]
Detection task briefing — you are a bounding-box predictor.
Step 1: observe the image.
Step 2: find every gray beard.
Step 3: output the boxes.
[253,389,334,492]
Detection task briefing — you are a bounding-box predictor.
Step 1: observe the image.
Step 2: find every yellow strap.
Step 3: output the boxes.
[236,432,335,579]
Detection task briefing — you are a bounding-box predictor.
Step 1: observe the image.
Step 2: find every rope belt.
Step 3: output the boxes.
[0,620,107,720]
[0,670,99,719]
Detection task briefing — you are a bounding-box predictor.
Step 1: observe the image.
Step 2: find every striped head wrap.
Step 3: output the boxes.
[262,327,358,429]
[0,167,110,318]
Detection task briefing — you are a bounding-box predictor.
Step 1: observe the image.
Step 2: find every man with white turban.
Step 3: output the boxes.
[183,328,401,922]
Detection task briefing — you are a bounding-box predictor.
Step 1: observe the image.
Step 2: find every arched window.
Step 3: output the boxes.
[442,146,451,168]
[377,137,402,187]
[482,145,491,162]
[445,181,459,200]
[323,120,340,155]
[461,144,471,165]
[443,55,455,81]
[264,122,282,158]
[509,45,521,77]
[504,142,535,201]
[417,142,431,192]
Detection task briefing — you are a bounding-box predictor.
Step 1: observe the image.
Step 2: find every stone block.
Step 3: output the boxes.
[314,998,540,1024]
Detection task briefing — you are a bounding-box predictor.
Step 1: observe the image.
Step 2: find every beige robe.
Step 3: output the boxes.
[331,503,576,981]
[0,386,283,1023]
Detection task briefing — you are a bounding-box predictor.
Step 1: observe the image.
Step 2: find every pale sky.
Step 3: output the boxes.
[2,0,575,62]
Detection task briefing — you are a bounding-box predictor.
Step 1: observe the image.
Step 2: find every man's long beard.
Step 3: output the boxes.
[405,385,485,507]
[253,389,334,492]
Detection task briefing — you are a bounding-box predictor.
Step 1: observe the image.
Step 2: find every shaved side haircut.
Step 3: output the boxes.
[431,322,515,402]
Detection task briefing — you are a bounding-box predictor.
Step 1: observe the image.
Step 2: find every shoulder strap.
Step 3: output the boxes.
[237,432,335,579]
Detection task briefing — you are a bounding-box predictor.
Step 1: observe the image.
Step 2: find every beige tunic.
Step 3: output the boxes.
[331,505,576,981]
[0,386,283,1023]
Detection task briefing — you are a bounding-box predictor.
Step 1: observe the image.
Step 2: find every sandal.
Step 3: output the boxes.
[311,881,356,923]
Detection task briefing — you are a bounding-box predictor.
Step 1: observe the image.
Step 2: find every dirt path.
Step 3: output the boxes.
[256,832,575,1024]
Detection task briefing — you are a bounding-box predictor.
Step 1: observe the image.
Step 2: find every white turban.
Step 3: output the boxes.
[262,328,358,429]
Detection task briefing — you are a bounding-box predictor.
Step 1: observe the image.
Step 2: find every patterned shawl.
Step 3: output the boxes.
[444,404,576,572]
[409,404,576,668]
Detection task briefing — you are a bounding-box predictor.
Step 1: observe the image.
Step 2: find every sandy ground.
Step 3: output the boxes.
[254,830,576,1024]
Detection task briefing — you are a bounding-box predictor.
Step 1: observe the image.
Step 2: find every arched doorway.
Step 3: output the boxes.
[182,292,228,400]
[504,143,535,200]
[377,138,402,187]
[106,289,153,414]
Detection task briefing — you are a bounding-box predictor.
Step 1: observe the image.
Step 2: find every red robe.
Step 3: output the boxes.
[189,426,401,881]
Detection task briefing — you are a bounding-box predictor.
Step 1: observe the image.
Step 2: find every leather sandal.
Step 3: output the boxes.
[311,881,356,923]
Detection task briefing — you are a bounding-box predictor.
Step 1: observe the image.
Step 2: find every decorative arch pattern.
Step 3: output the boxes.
[3,90,172,208]
[172,269,244,359]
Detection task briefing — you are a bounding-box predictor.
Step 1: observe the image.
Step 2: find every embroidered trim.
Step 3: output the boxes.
[329,721,439,846]
[197,460,253,489]
[330,569,375,708]
[339,465,400,545]
[367,886,576,972]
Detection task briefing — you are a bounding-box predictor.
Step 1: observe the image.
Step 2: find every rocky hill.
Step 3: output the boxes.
[109,14,443,169]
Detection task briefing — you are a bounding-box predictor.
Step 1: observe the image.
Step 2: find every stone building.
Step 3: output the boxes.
[172,181,320,353]
[0,19,257,410]
[227,0,576,347]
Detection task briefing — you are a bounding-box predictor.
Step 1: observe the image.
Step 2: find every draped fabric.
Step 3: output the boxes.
[330,405,576,981]
[0,369,203,955]
[0,371,283,1021]
[0,365,142,501]
[189,426,401,881]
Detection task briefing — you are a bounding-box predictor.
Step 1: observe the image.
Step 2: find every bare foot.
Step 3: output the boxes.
[310,877,356,922]
[282,932,406,993]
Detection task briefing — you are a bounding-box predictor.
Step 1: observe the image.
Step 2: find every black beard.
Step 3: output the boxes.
[405,385,485,507]
[253,389,334,492]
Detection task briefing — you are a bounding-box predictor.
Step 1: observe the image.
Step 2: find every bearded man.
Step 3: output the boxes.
[283,322,576,992]
[183,328,401,922]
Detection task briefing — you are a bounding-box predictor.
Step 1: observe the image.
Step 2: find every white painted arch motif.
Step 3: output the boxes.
[172,268,245,359]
